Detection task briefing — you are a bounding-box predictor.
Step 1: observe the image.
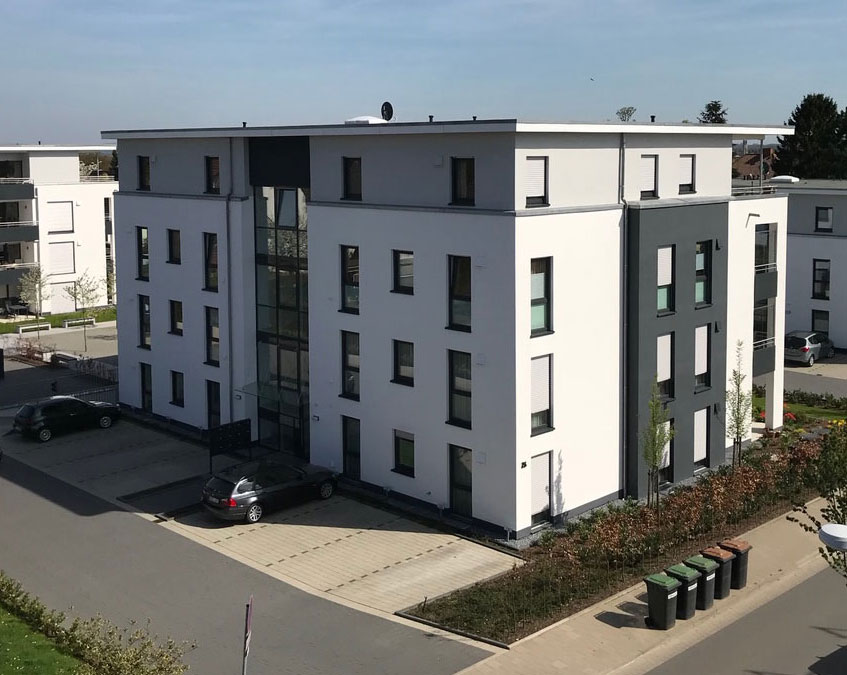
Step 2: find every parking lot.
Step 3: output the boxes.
[780,350,847,397]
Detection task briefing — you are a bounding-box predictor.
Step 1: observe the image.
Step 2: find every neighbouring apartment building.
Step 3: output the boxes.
[0,146,117,314]
[776,179,847,348]
[103,119,791,538]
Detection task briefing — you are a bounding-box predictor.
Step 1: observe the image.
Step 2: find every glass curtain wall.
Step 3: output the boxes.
[255,187,310,458]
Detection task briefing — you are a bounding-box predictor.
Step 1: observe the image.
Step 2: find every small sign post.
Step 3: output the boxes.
[242,595,253,675]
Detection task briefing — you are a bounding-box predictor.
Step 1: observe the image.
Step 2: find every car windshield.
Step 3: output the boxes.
[785,336,807,349]
[16,404,35,418]
[206,477,235,494]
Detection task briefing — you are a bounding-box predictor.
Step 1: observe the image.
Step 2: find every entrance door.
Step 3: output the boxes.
[531,452,551,526]
[342,416,360,479]
[206,380,221,429]
[139,363,152,412]
[449,445,473,518]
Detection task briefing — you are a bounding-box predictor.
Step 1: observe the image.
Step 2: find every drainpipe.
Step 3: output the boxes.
[618,132,630,497]
[758,140,764,192]
[226,137,234,424]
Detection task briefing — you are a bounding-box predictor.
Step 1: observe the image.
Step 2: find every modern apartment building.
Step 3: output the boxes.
[104,119,791,538]
[777,179,847,347]
[0,146,117,314]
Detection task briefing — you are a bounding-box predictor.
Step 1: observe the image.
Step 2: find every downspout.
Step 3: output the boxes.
[619,132,630,498]
[226,137,234,425]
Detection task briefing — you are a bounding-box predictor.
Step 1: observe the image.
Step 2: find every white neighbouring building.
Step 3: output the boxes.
[0,146,117,314]
[103,119,791,538]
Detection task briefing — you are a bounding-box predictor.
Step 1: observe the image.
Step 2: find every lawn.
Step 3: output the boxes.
[0,306,116,334]
[0,606,81,675]
[753,396,847,422]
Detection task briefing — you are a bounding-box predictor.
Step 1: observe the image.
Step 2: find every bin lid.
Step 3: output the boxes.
[719,538,752,554]
[684,554,719,572]
[702,545,736,562]
[665,563,701,581]
[644,573,681,590]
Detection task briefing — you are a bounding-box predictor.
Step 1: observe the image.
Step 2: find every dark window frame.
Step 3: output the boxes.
[448,255,472,332]
[138,294,151,349]
[812,309,830,335]
[657,333,674,399]
[530,354,553,435]
[679,154,696,194]
[525,156,549,207]
[451,157,475,206]
[340,245,360,313]
[393,430,415,477]
[531,257,552,335]
[695,240,712,306]
[658,419,674,484]
[640,154,658,200]
[448,349,472,428]
[392,250,414,295]
[170,370,185,407]
[205,306,220,366]
[812,258,831,300]
[169,300,183,336]
[204,156,221,194]
[167,228,181,264]
[342,416,361,479]
[342,157,362,201]
[203,232,218,292]
[137,156,150,191]
[392,340,414,386]
[206,379,221,429]
[140,362,152,412]
[695,324,711,391]
[136,226,149,281]
[657,245,675,315]
[815,206,833,232]
[341,331,360,401]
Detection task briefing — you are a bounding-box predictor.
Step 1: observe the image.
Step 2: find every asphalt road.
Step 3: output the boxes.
[647,568,847,675]
[0,456,487,675]
[784,370,847,398]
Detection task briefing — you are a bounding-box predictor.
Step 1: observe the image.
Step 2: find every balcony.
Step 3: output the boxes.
[0,177,34,200]
[79,175,116,183]
[0,220,39,244]
[0,261,37,287]
[731,184,776,197]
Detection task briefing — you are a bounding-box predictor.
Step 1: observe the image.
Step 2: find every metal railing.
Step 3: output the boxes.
[0,261,38,270]
[753,337,775,350]
[754,262,778,274]
[0,220,37,228]
[0,177,33,184]
[79,175,116,182]
[731,185,776,196]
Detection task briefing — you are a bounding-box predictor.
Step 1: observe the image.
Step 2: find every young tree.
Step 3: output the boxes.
[699,100,728,124]
[109,149,119,180]
[17,265,50,340]
[104,264,116,305]
[616,106,637,122]
[63,271,102,352]
[774,93,847,179]
[642,381,674,513]
[726,340,752,467]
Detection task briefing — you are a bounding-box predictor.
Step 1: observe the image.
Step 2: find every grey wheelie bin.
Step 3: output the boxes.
[702,546,735,599]
[684,555,718,610]
[719,538,752,589]
[644,573,681,630]
[665,564,701,619]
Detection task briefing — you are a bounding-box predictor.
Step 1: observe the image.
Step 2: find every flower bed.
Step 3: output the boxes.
[410,436,822,644]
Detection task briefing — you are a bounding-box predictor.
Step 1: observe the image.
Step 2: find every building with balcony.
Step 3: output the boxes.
[103,118,791,538]
[0,146,117,315]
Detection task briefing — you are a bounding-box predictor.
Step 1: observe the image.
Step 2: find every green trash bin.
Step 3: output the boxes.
[684,555,718,610]
[665,564,701,619]
[644,573,681,630]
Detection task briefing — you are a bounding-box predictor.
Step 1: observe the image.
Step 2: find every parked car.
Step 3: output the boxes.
[202,459,338,523]
[784,330,835,366]
[12,396,121,442]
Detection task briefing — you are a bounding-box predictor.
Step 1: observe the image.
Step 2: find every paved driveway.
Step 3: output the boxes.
[763,351,847,397]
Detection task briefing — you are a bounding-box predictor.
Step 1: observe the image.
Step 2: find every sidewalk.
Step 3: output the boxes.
[457,499,828,675]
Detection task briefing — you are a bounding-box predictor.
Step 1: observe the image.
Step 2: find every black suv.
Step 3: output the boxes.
[13,396,121,442]
[203,460,337,523]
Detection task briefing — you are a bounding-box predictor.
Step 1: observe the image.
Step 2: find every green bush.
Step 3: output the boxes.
[783,389,847,411]
[0,571,193,675]
[0,307,116,334]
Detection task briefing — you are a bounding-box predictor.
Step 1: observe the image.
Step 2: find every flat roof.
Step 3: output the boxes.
[102,119,793,141]
[0,145,115,153]
[768,178,847,191]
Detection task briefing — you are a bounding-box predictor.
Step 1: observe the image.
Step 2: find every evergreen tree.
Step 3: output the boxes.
[774,93,847,179]
[699,100,728,124]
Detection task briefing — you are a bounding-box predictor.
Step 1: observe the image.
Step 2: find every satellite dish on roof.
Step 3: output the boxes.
[381,101,394,122]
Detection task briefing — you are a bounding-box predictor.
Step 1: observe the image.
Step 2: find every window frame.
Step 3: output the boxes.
[167,228,181,264]
[678,154,696,194]
[137,155,151,191]
[205,306,220,366]
[530,354,553,435]
[341,331,360,401]
[450,157,475,206]
[531,257,552,335]
[342,157,362,201]
[657,245,674,315]
[694,324,711,391]
[136,226,149,281]
[392,339,414,387]
[658,419,674,485]
[525,156,549,207]
[170,370,185,407]
[812,258,831,300]
[448,349,472,428]
[815,206,833,232]
[168,299,183,336]
[447,255,472,332]
[393,430,415,477]
[138,294,151,349]
[812,309,830,335]
[695,240,712,307]
[204,156,221,195]
[657,332,674,399]
[203,232,218,292]
[340,245,360,313]
[640,154,658,200]
[139,362,152,412]
[392,250,414,295]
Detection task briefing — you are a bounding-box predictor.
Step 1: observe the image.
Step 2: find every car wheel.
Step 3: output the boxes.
[38,428,52,443]
[245,503,263,524]
[318,481,335,500]
[98,415,113,429]
[808,354,815,367]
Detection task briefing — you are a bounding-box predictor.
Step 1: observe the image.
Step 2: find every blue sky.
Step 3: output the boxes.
[1,0,845,143]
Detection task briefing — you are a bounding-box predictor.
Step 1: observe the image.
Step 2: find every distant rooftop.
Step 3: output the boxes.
[767,178,847,191]
[102,119,793,141]
[0,144,115,153]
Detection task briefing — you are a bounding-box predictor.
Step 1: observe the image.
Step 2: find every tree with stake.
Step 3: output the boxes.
[642,381,674,513]
[63,271,102,352]
[726,340,752,467]
[699,100,728,124]
[616,106,637,122]
[17,265,50,340]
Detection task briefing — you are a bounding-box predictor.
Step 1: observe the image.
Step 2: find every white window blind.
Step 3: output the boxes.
[49,241,75,275]
[657,247,673,286]
[694,408,708,462]
[531,453,551,515]
[657,334,671,382]
[695,325,709,375]
[679,155,694,185]
[640,155,657,194]
[44,200,74,233]
[49,282,76,313]
[660,421,671,468]
[531,355,551,414]
[526,157,547,199]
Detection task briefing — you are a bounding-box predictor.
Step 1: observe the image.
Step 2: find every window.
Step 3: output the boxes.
[448,350,472,427]
[694,408,708,468]
[140,363,152,412]
[341,246,360,313]
[753,298,775,348]
[531,257,552,334]
[205,156,220,194]
[754,223,777,273]
[171,371,184,407]
[393,430,415,477]
[451,158,475,206]
[342,416,361,479]
[392,250,414,294]
[343,157,362,200]
[167,229,181,264]
[207,380,221,429]
[695,324,710,389]
[679,154,695,193]
[813,259,830,300]
[204,233,218,291]
[658,420,674,484]
[525,156,548,207]
[695,241,712,305]
[812,309,830,335]
[657,333,673,398]
[205,306,220,366]
[392,340,414,386]
[137,156,150,191]
[640,154,658,199]
[657,246,674,314]
[448,255,471,331]
[169,300,183,335]
[531,355,552,434]
[138,294,151,349]
[341,331,360,400]
[136,226,149,280]
[816,207,833,232]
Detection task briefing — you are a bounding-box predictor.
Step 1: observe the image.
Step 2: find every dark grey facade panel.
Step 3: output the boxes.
[248,137,310,188]
[0,225,38,244]
[752,346,776,377]
[626,202,729,499]
[753,270,778,301]
[0,183,35,201]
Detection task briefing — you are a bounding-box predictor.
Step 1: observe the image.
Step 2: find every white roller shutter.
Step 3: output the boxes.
[526,157,547,199]
[657,334,671,383]
[531,453,551,516]
[679,155,694,186]
[640,155,657,194]
[49,282,76,314]
[43,200,74,233]
[531,356,551,414]
[49,241,75,275]
[695,325,709,375]
[660,421,672,468]
[657,247,673,286]
[694,408,708,463]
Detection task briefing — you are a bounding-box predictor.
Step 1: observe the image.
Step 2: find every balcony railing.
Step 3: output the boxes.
[0,220,37,228]
[80,175,116,182]
[0,177,33,184]
[753,336,775,350]
[754,261,778,274]
[731,185,776,197]
[0,261,37,270]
